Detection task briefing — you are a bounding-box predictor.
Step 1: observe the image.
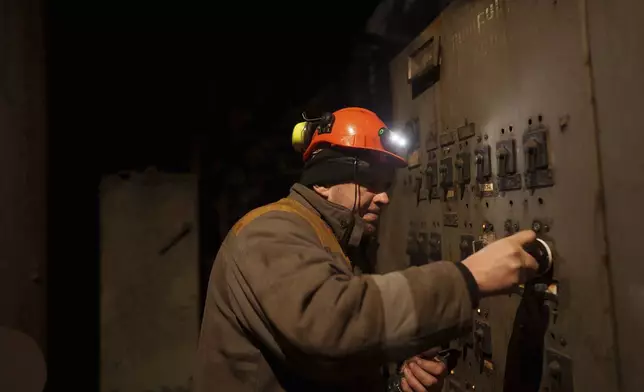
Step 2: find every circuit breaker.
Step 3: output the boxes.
[523,118,555,189]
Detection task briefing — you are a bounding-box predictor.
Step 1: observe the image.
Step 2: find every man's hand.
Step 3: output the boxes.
[462,230,539,297]
[399,348,447,392]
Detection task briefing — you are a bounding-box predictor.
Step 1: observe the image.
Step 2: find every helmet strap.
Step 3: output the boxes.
[341,156,365,248]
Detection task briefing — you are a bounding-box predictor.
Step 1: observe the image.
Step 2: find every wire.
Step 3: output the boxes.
[301,111,322,122]
[353,156,359,213]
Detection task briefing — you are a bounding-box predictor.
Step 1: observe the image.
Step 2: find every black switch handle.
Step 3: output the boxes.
[523,238,553,276]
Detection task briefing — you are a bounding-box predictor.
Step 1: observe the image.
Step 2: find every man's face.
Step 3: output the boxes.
[313,167,394,236]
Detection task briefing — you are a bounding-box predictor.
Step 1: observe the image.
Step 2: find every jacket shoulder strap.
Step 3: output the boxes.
[232,198,350,267]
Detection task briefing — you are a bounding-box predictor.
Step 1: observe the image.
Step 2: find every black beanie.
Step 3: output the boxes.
[300,148,366,188]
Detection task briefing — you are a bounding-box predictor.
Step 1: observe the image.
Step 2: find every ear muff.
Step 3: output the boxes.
[292,121,314,152]
[291,111,336,152]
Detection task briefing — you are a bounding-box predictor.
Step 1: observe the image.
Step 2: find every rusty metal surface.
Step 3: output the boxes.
[380,0,625,390]
[586,0,644,390]
[99,170,199,392]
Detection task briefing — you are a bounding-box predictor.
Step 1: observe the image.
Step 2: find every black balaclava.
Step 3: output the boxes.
[299,148,382,247]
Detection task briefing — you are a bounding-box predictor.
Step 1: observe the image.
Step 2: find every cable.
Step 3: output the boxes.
[353,156,359,213]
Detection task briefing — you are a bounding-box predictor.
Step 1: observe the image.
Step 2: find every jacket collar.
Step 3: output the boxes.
[288,183,365,249]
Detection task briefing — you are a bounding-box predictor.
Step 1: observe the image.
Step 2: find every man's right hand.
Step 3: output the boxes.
[461,230,539,297]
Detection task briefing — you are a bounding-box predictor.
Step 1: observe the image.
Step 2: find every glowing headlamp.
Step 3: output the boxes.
[379,127,410,156]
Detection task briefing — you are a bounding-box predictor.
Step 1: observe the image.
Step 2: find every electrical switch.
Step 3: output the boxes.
[408,229,438,266]
[496,144,511,177]
[522,120,555,189]
[406,222,420,256]
[473,320,492,375]
[428,232,442,261]
[545,349,574,392]
[455,152,471,199]
[496,139,522,191]
[460,235,475,261]
[474,145,491,183]
[474,321,492,355]
[414,175,423,206]
[439,157,454,200]
[424,161,439,202]
[475,145,496,197]
[523,238,554,277]
[426,130,438,151]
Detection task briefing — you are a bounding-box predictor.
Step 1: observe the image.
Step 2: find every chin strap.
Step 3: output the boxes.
[342,156,364,248]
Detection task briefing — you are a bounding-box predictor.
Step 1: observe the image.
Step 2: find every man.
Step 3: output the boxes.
[195,107,539,391]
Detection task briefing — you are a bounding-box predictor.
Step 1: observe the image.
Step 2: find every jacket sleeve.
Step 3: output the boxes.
[228,210,474,369]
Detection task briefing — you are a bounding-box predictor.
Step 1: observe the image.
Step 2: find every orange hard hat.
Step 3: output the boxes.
[293,107,408,168]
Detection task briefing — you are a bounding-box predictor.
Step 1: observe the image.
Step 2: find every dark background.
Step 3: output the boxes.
[44,0,446,387]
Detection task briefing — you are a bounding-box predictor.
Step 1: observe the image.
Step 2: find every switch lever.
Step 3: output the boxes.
[415,177,423,206]
[523,238,553,276]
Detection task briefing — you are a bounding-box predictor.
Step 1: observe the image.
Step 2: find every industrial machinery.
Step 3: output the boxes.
[376,0,634,391]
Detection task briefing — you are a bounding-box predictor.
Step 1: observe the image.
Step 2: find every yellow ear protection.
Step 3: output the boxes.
[291,112,335,152]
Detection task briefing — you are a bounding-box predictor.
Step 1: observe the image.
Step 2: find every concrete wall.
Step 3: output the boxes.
[99,169,199,392]
[0,0,48,389]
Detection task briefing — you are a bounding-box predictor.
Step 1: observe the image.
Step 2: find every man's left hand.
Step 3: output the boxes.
[399,348,447,392]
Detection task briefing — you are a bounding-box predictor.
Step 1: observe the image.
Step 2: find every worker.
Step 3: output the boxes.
[194,107,539,392]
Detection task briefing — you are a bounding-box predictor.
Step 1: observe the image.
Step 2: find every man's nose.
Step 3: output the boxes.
[373,191,389,205]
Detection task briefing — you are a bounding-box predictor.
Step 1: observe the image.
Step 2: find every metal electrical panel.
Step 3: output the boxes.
[378,1,626,391]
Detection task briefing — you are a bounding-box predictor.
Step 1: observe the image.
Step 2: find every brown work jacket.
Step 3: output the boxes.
[195,184,474,391]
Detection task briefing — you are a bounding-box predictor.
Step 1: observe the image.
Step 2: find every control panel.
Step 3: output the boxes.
[379,1,621,391]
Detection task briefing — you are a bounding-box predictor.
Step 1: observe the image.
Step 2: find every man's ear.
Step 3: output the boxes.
[312,185,331,199]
